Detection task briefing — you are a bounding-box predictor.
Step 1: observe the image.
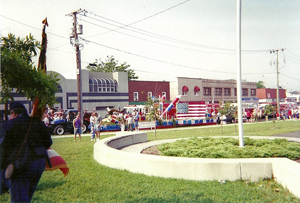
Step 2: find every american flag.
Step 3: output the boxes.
[176,102,207,119]
[45,148,69,176]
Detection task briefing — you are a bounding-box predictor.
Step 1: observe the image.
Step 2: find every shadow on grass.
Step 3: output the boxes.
[123,195,213,203]
[36,180,66,191]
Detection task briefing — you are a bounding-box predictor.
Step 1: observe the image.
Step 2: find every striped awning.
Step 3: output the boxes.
[182,85,189,92]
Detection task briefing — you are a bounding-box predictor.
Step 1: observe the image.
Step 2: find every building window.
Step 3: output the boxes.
[147,92,152,98]
[224,88,231,96]
[89,78,118,93]
[242,88,248,96]
[98,78,104,92]
[134,92,139,101]
[234,88,237,96]
[251,89,256,96]
[267,93,271,98]
[204,87,211,96]
[215,88,222,96]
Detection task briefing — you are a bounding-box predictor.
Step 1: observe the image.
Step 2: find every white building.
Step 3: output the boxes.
[1,70,129,117]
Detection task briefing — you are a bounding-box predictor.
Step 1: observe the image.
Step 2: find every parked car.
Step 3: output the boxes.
[48,109,92,135]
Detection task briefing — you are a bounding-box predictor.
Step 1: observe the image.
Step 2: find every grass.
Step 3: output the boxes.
[147,119,300,141]
[1,120,300,202]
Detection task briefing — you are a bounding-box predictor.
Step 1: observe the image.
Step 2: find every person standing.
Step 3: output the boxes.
[126,114,134,132]
[90,113,96,141]
[73,114,84,142]
[94,113,102,142]
[134,110,139,131]
[0,101,52,202]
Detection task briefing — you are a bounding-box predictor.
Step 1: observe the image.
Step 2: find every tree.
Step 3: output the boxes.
[1,33,59,120]
[257,81,265,88]
[86,55,138,80]
[145,96,159,138]
[264,104,276,128]
[217,101,238,134]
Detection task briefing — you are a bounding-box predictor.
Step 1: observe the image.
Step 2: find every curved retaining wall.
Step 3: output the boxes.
[94,132,300,198]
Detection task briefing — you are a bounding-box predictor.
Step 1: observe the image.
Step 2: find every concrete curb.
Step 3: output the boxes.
[94,131,300,198]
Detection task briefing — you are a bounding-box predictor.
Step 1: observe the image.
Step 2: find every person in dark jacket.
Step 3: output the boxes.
[0,101,52,202]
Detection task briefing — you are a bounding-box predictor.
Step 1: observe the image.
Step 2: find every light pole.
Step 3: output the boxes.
[237,0,244,147]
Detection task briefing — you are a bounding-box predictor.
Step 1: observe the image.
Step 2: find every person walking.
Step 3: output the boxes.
[0,101,52,202]
[73,114,84,142]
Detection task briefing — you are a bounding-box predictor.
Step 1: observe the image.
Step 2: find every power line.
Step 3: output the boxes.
[81,38,236,75]
[82,11,267,54]
[81,18,237,55]
[3,13,299,87]
[85,0,191,37]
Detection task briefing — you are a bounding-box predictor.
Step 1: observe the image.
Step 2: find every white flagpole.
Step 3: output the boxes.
[237,0,244,147]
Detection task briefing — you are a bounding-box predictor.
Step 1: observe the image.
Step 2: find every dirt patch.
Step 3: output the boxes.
[141,145,161,155]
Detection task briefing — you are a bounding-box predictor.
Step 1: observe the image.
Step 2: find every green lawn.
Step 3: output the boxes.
[1,120,300,202]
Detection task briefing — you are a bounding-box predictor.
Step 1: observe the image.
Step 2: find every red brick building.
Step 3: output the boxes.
[257,88,286,103]
[128,81,170,105]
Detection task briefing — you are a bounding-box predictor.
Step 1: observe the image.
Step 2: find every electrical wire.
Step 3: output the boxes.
[82,11,267,54]
[81,38,236,75]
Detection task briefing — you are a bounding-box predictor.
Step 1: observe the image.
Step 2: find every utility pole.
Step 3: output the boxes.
[270,49,284,118]
[66,9,86,120]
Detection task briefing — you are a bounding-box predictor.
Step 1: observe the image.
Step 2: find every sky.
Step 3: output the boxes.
[1,0,300,92]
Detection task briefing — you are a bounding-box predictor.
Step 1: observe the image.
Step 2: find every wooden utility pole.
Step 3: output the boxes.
[270,49,284,117]
[66,9,85,120]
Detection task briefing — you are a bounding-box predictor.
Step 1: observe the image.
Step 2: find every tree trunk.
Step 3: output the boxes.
[154,117,157,138]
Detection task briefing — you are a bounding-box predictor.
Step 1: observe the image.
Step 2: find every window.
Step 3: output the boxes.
[224,88,231,96]
[134,92,139,101]
[89,78,94,92]
[147,92,152,98]
[96,106,114,111]
[101,79,106,92]
[242,88,248,96]
[267,93,271,98]
[89,78,118,93]
[251,89,256,96]
[234,88,237,96]
[204,87,211,96]
[215,88,222,96]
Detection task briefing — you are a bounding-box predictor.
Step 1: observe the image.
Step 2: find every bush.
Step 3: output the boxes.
[158,137,300,160]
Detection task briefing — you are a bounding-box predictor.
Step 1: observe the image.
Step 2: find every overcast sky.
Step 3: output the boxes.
[1,0,300,92]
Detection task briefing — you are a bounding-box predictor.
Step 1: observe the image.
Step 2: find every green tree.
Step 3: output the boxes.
[145,96,159,138]
[264,104,276,127]
[257,80,265,88]
[1,33,59,120]
[86,55,138,80]
[217,101,238,134]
